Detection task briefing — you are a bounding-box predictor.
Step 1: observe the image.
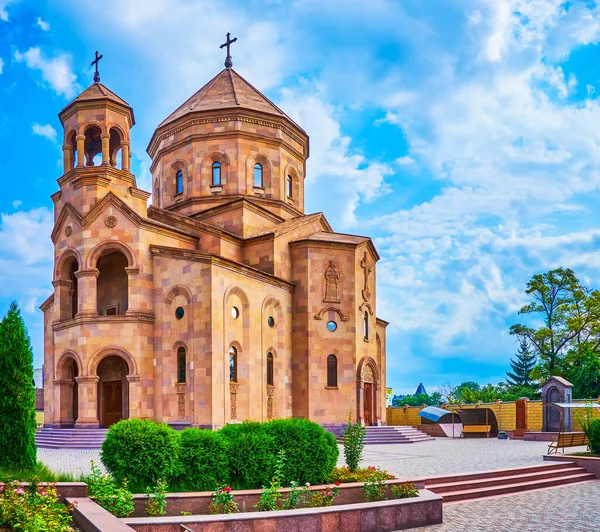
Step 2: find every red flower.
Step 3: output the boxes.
[334,481,341,486]
[224,486,231,493]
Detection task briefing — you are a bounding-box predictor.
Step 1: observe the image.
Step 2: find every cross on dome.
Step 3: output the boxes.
[91,50,103,83]
[220,32,237,69]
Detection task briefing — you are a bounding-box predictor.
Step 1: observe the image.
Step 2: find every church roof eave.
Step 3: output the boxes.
[59,82,135,125]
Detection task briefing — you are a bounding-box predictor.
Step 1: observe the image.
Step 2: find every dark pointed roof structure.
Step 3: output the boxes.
[415,383,427,395]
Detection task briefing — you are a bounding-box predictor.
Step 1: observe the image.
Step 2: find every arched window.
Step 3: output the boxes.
[287,175,293,198]
[229,346,238,382]
[176,170,183,195]
[266,352,274,386]
[327,355,337,388]
[254,163,263,187]
[212,161,221,186]
[177,347,186,383]
[364,311,369,340]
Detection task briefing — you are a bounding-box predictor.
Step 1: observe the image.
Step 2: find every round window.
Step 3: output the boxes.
[175,307,185,320]
[268,316,275,328]
[231,306,240,319]
[326,320,337,332]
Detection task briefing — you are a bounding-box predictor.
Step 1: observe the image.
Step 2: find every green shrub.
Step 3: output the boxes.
[391,482,418,499]
[87,461,134,518]
[101,419,180,492]
[342,416,366,472]
[145,478,168,517]
[265,418,338,485]
[177,428,230,491]
[219,422,276,489]
[588,418,600,453]
[0,302,37,471]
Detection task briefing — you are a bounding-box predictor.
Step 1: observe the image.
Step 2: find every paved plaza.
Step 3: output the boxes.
[419,480,600,531]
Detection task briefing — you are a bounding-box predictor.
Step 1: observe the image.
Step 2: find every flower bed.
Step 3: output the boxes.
[67,487,442,532]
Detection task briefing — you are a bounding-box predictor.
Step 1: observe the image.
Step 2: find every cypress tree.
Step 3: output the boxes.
[0,301,37,470]
[506,338,537,388]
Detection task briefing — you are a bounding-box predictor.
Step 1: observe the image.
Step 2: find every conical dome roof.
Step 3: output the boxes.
[59,82,135,124]
[157,68,297,129]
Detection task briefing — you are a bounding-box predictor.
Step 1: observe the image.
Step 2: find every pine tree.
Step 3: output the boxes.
[506,338,537,388]
[0,301,37,470]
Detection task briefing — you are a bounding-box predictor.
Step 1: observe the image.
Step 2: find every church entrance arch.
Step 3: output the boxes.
[97,355,129,428]
[357,357,379,426]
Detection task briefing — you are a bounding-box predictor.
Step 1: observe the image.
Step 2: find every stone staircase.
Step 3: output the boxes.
[335,425,434,445]
[35,428,108,449]
[423,462,596,502]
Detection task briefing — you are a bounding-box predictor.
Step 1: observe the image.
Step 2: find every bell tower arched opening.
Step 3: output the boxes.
[84,125,103,166]
[96,251,129,316]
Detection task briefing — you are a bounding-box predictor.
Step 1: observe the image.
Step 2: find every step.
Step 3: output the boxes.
[439,472,596,502]
[427,466,588,493]
[422,462,575,485]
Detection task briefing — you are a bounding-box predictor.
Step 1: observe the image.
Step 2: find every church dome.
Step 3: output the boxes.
[147,68,309,221]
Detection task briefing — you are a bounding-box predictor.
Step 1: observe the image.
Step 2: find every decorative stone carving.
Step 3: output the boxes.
[229,382,239,420]
[104,215,118,228]
[267,385,275,420]
[323,261,340,303]
[178,393,185,419]
[360,251,372,302]
[362,364,374,383]
[65,225,72,237]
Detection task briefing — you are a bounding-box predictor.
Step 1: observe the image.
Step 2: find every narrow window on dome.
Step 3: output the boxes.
[212,161,221,186]
[327,355,337,388]
[176,170,183,195]
[287,175,293,198]
[266,352,274,386]
[254,163,263,187]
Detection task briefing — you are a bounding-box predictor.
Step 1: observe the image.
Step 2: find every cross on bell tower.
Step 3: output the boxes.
[220,33,237,69]
[91,51,103,83]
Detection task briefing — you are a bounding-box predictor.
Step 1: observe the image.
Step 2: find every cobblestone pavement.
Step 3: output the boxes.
[355,438,588,479]
[414,480,600,531]
[38,448,103,477]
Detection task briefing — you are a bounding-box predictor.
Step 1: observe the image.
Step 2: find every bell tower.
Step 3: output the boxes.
[55,54,143,218]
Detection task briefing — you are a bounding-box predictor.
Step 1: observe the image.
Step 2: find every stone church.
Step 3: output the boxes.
[41,46,388,431]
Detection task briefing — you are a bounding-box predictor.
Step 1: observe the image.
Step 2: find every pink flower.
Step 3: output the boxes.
[15,488,24,495]
[327,492,333,497]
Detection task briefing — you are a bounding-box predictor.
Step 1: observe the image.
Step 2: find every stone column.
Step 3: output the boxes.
[74,376,100,428]
[53,279,72,321]
[53,379,74,426]
[75,269,99,318]
[101,133,110,166]
[375,380,381,425]
[125,267,143,314]
[127,375,141,420]
[62,145,72,173]
[358,380,364,424]
[76,135,85,167]
[121,142,130,172]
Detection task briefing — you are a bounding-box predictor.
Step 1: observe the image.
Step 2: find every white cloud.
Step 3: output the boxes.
[278,84,393,227]
[13,47,78,98]
[36,16,50,31]
[32,123,57,142]
[0,57,3,75]
[12,200,21,209]
[396,155,415,166]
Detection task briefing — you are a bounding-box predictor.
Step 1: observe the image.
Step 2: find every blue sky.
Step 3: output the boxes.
[2,0,600,395]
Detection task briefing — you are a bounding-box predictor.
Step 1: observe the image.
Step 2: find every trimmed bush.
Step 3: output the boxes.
[101,419,179,492]
[219,422,276,489]
[589,418,600,454]
[177,428,230,491]
[265,418,338,485]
